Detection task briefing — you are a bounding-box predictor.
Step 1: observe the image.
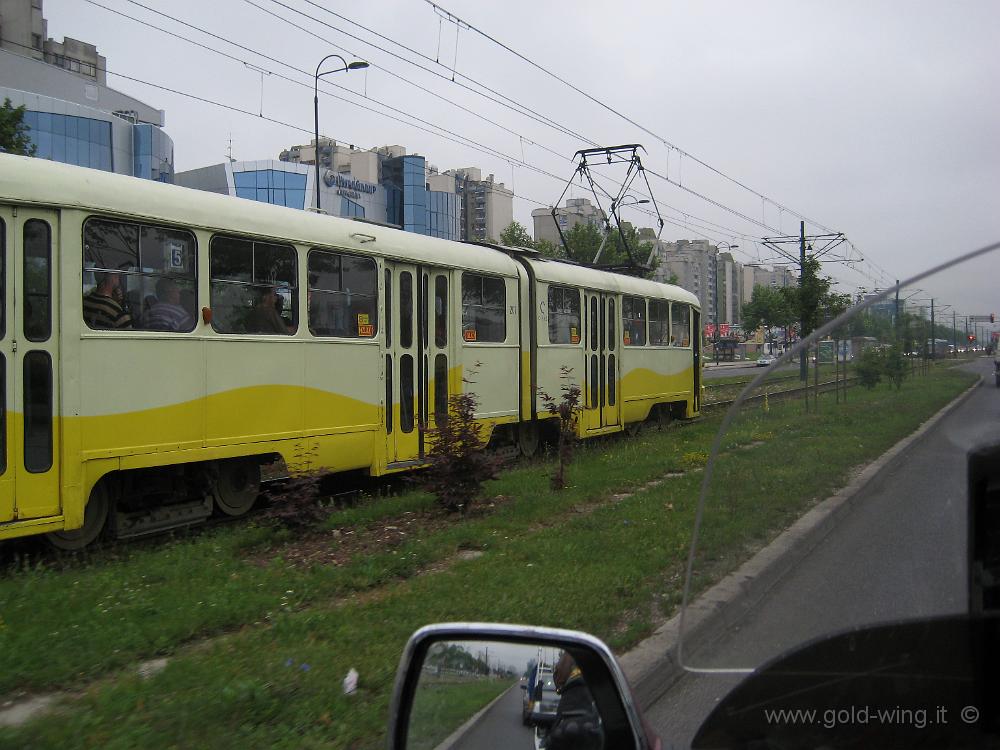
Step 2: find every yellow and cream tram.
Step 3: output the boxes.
[0,154,700,549]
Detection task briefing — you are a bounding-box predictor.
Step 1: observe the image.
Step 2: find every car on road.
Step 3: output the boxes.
[529,672,560,727]
[756,354,776,367]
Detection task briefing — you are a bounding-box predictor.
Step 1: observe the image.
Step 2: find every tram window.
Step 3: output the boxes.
[608,299,616,347]
[23,220,51,342]
[548,286,581,345]
[671,303,691,347]
[608,353,616,406]
[648,300,670,345]
[590,354,599,407]
[434,275,448,348]
[385,355,393,435]
[421,274,429,348]
[622,296,646,346]
[434,354,448,421]
[23,351,52,473]
[385,269,392,348]
[83,218,197,332]
[210,235,296,335]
[308,249,377,338]
[400,272,413,349]
[0,218,5,338]
[590,296,598,350]
[461,273,506,343]
[400,354,414,433]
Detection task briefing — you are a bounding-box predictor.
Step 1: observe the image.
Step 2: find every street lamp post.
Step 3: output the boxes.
[313,54,368,213]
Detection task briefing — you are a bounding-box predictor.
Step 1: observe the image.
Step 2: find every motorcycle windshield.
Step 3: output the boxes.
[677,241,1000,675]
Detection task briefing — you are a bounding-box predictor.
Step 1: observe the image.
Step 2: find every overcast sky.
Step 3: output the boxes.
[44,0,999,322]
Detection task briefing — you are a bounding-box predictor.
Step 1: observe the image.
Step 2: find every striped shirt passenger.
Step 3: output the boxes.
[83,272,132,329]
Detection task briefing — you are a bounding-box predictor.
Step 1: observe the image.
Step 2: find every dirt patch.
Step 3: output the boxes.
[245,495,513,568]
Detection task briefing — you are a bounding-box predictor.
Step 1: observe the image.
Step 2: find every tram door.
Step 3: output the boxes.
[422,268,452,441]
[386,263,420,465]
[0,207,61,522]
[583,292,621,431]
[385,263,452,466]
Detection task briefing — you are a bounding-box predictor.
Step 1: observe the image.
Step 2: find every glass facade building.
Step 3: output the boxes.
[2,43,175,183]
[426,190,460,240]
[21,111,112,171]
[178,151,463,242]
[233,169,308,209]
[132,123,174,182]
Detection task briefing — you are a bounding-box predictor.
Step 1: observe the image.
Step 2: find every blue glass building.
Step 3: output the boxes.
[177,150,462,242]
[2,45,174,182]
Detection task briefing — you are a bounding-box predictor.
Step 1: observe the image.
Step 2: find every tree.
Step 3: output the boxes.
[741,285,795,347]
[534,238,563,259]
[883,344,908,390]
[0,98,36,156]
[855,346,883,389]
[792,256,834,339]
[562,222,656,277]
[498,220,534,248]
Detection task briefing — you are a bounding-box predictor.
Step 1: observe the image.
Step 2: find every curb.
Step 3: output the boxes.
[617,374,983,708]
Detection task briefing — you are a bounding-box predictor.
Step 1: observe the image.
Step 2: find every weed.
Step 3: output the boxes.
[680,451,709,470]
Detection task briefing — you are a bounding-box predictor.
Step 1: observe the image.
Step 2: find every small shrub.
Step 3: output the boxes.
[422,370,500,514]
[538,367,582,490]
[855,346,883,390]
[259,446,335,530]
[259,473,335,530]
[883,344,908,390]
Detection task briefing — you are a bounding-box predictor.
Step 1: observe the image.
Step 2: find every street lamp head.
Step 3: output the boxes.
[348,61,370,70]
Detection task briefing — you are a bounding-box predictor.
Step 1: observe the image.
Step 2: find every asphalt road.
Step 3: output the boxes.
[644,358,1000,748]
[701,363,764,380]
[449,683,535,750]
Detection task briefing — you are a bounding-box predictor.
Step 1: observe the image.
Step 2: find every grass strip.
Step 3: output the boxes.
[0,418,721,694]
[0,366,973,749]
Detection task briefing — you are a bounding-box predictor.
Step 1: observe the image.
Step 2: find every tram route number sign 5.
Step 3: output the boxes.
[167,241,187,270]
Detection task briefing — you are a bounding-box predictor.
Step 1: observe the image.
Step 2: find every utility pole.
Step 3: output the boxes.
[799,221,807,382]
[894,280,900,341]
[952,310,957,357]
[931,297,937,359]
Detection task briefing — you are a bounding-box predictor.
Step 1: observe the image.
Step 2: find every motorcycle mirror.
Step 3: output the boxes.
[387,623,654,749]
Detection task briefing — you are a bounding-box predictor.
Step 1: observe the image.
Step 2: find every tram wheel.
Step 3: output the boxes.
[213,459,261,517]
[46,482,110,551]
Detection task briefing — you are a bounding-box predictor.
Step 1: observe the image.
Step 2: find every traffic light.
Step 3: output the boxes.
[968,335,976,342]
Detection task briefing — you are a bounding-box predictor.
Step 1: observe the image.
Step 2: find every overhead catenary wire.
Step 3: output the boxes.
[423,0,840,236]
[30,4,860,274]
[268,0,860,257]
[253,0,770,249]
[94,0,762,250]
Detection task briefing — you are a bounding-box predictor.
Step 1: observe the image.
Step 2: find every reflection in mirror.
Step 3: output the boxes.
[406,639,604,750]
